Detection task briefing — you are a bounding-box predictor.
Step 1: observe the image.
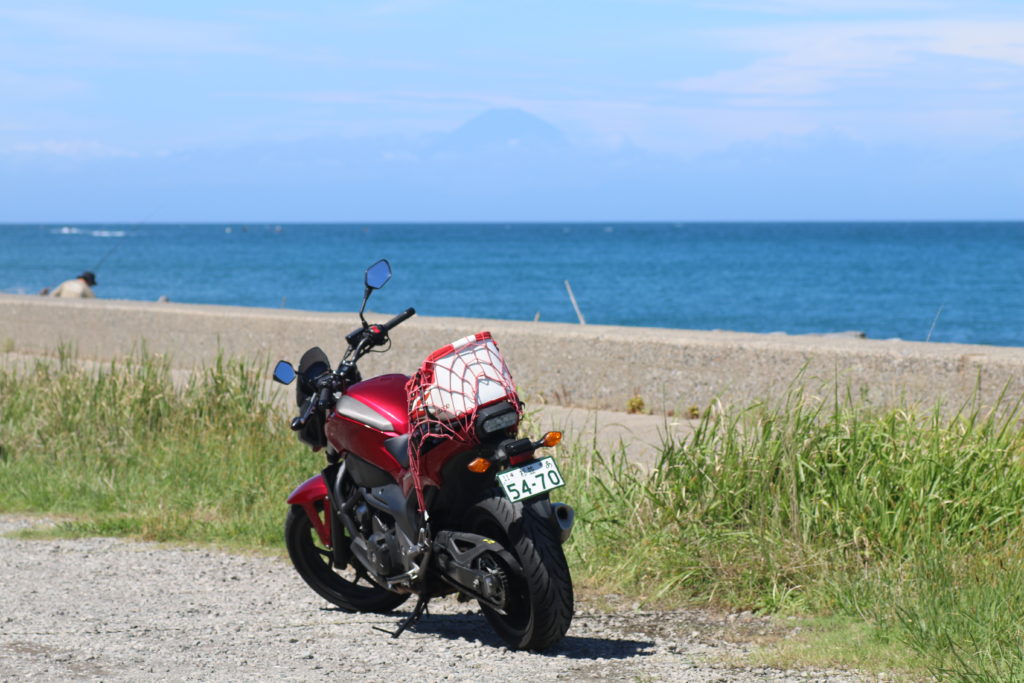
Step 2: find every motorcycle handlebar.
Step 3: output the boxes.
[291,382,334,431]
[383,307,416,332]
[345,307,416,349]
[294,306,414,434]
[291,398,316,431]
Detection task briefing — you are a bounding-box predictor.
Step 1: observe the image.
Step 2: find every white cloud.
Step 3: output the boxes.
[927,20,1024,67]
[366,0,452,16]
[0,68,88,98]
[8,140,136,158]
[700,0,953,14]
[0,8,261,56]
[674,19,1024,98]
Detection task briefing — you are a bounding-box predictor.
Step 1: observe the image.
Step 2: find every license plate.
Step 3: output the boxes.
[496,457,566,503]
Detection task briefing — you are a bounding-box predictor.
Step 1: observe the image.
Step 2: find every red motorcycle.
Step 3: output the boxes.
[272,260,574,650]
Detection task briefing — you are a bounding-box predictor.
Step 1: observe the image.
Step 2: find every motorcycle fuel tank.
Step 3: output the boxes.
[341,374,410,434]
[325,374,411,484]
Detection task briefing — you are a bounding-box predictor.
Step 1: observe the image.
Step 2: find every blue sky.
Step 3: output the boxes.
[2,1,1022,221]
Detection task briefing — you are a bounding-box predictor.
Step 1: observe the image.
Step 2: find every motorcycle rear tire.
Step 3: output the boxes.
[285,503,409,613]
[466,490,574,650]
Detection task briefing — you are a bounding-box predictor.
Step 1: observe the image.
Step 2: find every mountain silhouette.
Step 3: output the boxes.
[434,108,569,154]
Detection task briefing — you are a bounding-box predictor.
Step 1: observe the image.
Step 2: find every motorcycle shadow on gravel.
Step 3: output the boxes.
[360,609,655,659]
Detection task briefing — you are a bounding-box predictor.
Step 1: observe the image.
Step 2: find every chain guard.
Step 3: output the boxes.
[432,530,522,613]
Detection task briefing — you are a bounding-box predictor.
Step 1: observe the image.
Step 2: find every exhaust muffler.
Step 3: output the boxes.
[550,502,575,543]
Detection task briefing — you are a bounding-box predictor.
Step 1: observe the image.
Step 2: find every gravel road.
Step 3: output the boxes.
[0,516,866,682]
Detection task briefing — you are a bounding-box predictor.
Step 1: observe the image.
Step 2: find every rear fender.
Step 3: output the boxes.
[522,493,574,543]
[522,492,553,520]
[287,474,332,547]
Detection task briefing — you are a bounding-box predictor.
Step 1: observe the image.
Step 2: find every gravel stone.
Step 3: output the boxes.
[0,516,869,681]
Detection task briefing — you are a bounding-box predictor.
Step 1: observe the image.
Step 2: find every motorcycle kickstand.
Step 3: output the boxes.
[374,522,434,639]
[375,594,430,639]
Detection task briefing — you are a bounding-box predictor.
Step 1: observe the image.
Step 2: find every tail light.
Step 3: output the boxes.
[475,401,519,440]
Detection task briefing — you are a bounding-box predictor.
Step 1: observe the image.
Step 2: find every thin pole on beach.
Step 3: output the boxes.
[564,280,586,325]
[926,304,944,342]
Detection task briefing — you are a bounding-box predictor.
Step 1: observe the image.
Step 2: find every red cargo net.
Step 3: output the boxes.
[405,332,520,511]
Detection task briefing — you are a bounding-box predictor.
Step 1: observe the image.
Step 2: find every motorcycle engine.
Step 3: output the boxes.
[365,515,400,577]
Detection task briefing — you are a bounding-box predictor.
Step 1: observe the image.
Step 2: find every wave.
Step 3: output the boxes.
[49,226,128,238]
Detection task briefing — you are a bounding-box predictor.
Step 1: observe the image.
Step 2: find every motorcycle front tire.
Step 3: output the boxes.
[466,490,574,650]
[284,503,409,613]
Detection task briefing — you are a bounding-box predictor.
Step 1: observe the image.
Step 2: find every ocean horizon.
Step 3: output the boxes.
[3,221,1022,348]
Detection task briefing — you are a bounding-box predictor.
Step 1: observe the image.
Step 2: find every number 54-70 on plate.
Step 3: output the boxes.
[496,457,566,503]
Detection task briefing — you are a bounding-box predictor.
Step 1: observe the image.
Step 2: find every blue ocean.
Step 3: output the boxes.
[2,223,1022,347]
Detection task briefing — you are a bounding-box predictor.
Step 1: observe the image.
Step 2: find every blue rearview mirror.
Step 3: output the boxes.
[365,259,392,290]
[272,360,296,385]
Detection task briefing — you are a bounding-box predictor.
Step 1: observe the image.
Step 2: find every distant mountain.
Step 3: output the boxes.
[433,108,569,155]
[2,107,1021,221]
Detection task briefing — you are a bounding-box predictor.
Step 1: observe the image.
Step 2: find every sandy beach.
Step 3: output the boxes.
[5,293,1024,411]
[6,293,1024,466]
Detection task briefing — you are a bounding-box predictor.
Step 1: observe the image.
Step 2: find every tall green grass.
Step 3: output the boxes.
[559,388,1024,678]
[3,354,1024,677]
[0,352,310,546]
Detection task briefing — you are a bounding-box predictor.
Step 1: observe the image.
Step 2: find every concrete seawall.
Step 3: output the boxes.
[3,293,1024,414]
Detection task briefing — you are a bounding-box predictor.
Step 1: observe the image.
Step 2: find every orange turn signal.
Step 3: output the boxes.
[467,457,491,473]
[540,431,562,448]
